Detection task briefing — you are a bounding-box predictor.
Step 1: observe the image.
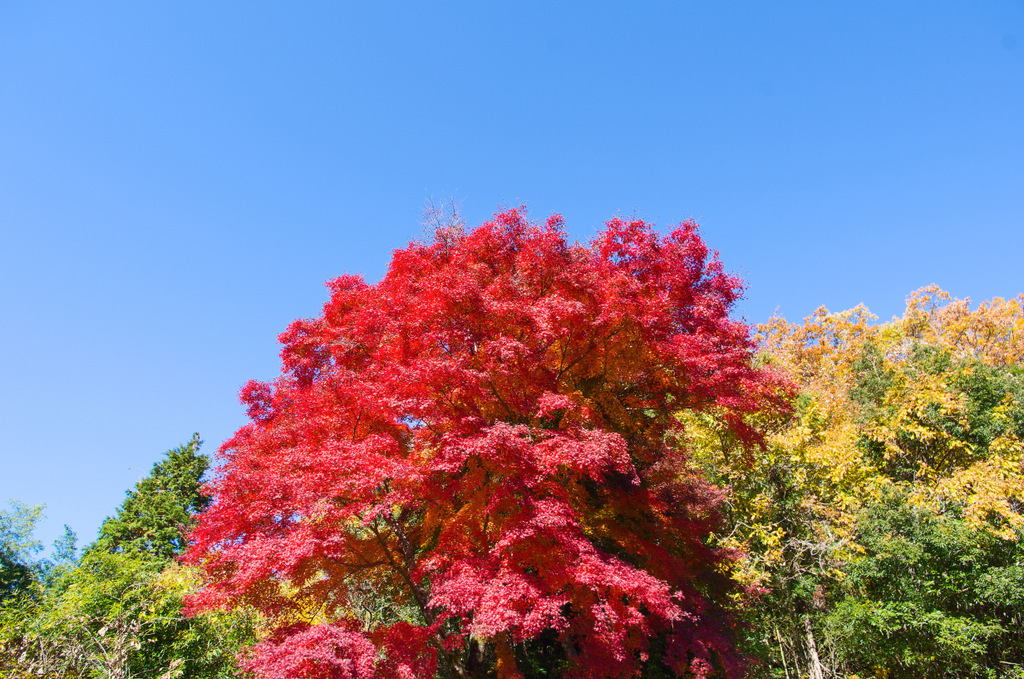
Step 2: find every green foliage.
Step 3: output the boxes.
[91,433,211,561]
[856,348,1024,483]
[828,488,1024,678]
[0,502,44,602]
[50,524,78,570]
[953,361,1024,447]
[0,504,75,600]
[3,552,255,678]
[0,436,256,679]
[848,342,892,416]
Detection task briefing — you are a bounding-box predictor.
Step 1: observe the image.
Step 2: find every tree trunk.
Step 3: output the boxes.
[803,614,824,679]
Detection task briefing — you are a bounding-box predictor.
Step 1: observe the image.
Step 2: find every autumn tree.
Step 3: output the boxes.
[185,208,788,679]
[688,305,881,679]
[694,287,1024,678]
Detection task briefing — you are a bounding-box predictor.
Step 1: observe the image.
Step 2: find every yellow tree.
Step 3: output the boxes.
[691,287,1024,678]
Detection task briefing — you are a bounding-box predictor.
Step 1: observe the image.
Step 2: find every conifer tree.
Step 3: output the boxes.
[91,433,211,560]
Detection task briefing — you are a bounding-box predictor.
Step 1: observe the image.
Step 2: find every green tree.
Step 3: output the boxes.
[0,502,44,602]
[91,433,211,561]
[3,551,254,679]
[0,436,256,679]
[828,488,1024,678]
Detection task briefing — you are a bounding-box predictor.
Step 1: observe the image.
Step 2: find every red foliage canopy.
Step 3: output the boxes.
[185,209,786,679]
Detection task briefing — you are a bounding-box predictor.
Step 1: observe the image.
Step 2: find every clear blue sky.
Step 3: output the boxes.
[2,2,1022,551]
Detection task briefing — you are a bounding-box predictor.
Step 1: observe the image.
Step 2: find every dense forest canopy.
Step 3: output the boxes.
[2,212,1021,679]
[692,285,1024,678]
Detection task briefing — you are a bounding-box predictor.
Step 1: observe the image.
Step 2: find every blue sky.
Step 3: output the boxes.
[2,2,1022,550]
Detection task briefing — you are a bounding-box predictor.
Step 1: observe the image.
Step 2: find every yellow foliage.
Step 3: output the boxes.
[696,286,1024,594]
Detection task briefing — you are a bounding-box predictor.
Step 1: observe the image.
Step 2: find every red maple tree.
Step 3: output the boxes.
[185,208,787,679]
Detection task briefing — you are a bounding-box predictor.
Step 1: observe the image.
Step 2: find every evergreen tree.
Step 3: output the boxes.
[91,433,211,560]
